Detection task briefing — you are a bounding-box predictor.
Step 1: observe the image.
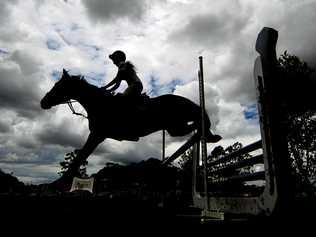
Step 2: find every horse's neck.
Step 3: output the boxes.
[72,82,101,115]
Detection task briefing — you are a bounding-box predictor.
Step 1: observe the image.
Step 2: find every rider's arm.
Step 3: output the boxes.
[102,77,121,91]
[108,80,121,92]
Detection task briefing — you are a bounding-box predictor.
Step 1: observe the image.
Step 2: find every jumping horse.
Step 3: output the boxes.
[40,69,221,187]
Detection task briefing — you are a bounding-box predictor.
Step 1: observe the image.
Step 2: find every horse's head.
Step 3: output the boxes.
[41,69,78,109]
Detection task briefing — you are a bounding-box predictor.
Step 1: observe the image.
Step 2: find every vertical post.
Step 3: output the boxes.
[198,56,210,211]
[192,139,200,198]
[162,129,166,161]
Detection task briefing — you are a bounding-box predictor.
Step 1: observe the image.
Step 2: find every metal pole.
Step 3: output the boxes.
[198,56,210,211]
[162,129,165,161]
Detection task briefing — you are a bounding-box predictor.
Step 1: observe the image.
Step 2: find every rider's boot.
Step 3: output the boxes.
[205,131,222,143]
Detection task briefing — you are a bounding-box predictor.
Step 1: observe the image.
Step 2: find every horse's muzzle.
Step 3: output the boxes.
[40,97,51,109]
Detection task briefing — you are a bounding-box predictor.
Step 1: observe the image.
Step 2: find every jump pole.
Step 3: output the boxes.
[198,56,210,213]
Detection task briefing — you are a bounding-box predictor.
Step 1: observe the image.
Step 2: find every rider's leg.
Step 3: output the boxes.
[122,82,143,96]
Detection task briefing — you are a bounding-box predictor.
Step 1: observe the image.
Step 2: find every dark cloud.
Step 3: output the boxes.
[169,11,250,48]
[82,0,147,23]
[0,157,61,184]
[0,54,43,119]
[36,120,86,149]
[278,2,316,69]
[0,144,60,165]
[0,120,11,133]
[16,137,38,150]
[0,76,42,118]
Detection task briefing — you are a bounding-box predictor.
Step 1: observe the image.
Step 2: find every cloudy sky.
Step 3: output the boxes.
[1,0,316,184]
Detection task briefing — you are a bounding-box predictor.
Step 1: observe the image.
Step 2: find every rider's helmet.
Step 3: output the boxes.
[109,50,126,62]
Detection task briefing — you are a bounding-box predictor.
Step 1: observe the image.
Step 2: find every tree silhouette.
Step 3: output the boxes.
[278,51,316,194]
[59,150,88,178]
[278,50,315,112]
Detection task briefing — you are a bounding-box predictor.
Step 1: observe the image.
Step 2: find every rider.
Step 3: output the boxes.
[101,50,143,97]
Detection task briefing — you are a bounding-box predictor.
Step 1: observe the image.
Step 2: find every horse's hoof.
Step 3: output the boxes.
[49,170,77,192]
[206,134,222,143]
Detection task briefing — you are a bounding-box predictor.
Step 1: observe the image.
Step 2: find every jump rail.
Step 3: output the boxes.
[163,27,293,220]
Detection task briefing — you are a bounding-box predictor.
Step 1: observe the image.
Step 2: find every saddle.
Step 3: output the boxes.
[137,93,150,104]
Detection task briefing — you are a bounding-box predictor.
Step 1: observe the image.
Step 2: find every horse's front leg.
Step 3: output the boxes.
[69,132,105,173]
[50,132,105,190]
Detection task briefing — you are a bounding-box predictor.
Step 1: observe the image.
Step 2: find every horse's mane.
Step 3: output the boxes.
[70,74,104,96]
[71,75,96,88]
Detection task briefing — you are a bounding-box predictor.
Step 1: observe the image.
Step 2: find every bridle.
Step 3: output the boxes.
[62,73,89,119]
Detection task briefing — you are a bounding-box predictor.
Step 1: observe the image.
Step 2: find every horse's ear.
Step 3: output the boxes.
[63,69,70,78]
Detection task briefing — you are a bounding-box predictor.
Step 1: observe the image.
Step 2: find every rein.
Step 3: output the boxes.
[62,100,88,119]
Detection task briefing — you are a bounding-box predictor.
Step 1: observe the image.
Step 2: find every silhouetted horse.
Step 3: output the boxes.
[40,69,221,184]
